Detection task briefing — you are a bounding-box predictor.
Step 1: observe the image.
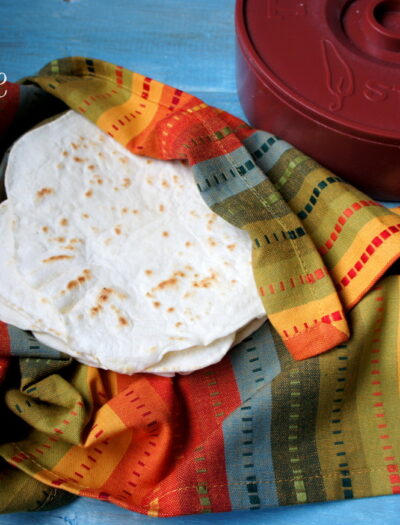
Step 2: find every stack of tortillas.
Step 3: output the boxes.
[0,111,266,375]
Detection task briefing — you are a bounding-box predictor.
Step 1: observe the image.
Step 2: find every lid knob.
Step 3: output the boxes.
[365,0,400,52]
[342,0,400,62]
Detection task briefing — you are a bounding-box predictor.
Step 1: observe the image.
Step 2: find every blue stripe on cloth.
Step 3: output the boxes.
[223,322,281,508]
[8,325,66,359]
[191,132,291,209]
[243,132,292,173]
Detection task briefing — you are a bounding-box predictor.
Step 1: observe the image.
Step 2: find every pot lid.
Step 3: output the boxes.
[237,0,400,144]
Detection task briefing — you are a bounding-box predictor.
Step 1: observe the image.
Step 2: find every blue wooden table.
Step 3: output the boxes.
[0,0,399,522]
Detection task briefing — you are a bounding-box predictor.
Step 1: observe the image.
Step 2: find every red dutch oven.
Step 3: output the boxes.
[236,0,400,200]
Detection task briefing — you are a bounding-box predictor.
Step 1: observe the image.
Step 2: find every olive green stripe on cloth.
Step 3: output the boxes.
[270,332,326,505]
[29,58,134,123]
[0,462,76,513]
[316,275,400,500]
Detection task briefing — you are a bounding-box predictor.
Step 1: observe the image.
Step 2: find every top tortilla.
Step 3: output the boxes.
[1,111,265,373]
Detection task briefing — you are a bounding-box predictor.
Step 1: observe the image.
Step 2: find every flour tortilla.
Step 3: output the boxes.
[1,111,265,373]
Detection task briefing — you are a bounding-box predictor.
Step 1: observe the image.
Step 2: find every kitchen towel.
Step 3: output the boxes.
[0,57,399,515]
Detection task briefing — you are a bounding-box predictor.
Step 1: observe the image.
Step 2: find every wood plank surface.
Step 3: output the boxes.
[0,0,399,522]
[0,0,245,119]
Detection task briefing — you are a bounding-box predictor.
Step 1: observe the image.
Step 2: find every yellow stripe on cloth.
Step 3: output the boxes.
[97,72,163,147]
[330,214,400,309]
[50,403,132,490]
[268,292,348,359]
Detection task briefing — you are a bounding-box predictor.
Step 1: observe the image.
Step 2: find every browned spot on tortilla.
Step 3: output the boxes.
[185,241,192,248]
[62,150,68,157]
[208,237,217,247]
[145,270,153,276]
[68,269,92,288]
[63,245,75,250]
[173,175,180,184]
[192,273,218,289]
[42,226,49,233]
[82,213,89,219]
[57,163,64,169]
[98,151,104,158]
[227,244,236,251]
[90,305,103,316]
[168,336,187,341]
[114,225,122,235]
[99,287,113,302]
[167,307,175,313]
[175,322,183,328]
[155,277,177,291]
[36,187,54,199]
[54,237,66,243]
[118,316,128,326]
[146,177,153,185]
[119,157,129,164]
[122,178,131,188]
[207,213,218,230]
[96,178,103,185]
[60,218,69,227]
[159,204,165,212]
[88,165,96,171]
[153,301,161,308]
[104,237,112,246]
[183,291,193,299]
[146,159,153,164]
[73,156,85,163]
[146,292,154,298]
[122,207,128,214]
[70,238,82,244]
[190,210,199,218]
[113,187,119,191]
[162,231,169,237]
[67,280,78,290]
[161,180,170,189]
[85,189,93,197]
[132,209,139,214]
[185,265,194,271]
[151,270,186,294]
[40,298,49,303]
[71,142,78,150]
[42,254,74,263]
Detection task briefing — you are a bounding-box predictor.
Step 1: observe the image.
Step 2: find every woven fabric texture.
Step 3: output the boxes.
[0,57,399,515]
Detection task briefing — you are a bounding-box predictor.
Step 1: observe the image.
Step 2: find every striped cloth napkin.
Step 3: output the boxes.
[0,57,399,515]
